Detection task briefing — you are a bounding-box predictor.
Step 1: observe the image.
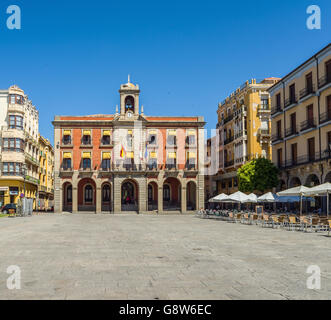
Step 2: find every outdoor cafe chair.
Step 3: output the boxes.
[262,214,272,228]
[328,220,331,237]
[234,213,242,223]
[250,214,259,225]
[286,215,299,231]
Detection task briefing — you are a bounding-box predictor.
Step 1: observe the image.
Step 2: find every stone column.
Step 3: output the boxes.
[72,186,78,213]
[138,179,147,213]
[96,187,101,214]
[181,185,187,214]
[158,186,163,214]
[113,176,121,212]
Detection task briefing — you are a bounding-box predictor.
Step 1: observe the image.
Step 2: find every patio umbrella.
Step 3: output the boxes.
[303,182,331,218]
[247,193,258,203]
[208,193,230,203]
[226,191,251,203]
[277,186,311,216]
[257,192,276,203]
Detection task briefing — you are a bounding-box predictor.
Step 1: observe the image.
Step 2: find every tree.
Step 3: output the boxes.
[237,157,279,193]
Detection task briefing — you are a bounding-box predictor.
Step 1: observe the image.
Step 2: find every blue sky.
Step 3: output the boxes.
[0,0,330,143]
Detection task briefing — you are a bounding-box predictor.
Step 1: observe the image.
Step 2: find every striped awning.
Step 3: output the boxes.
[168,152,176,159]
[63,152,72,159]
[188,152,196,158]
[63,130,71,135]
[103,130,111,136]
[149,130,157,135]
[127,152,134,158]
[83,130,91,136]
[168,130,176,136]
[102,152,111,159]
[150,152,157,159]
[82,152,91,159]
[127,130,133,135]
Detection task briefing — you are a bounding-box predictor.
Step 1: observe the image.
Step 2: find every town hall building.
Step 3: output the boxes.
[52,78,205,213]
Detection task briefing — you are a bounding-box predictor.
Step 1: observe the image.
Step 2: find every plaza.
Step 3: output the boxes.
[0,213,330,300]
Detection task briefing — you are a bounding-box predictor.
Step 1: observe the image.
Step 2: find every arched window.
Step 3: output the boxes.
[148,184,153,201]
[125,96,135,113]
[67,185,72,203]
[102,185,110,202]
[163,185,170,201]
[85,185,93,203]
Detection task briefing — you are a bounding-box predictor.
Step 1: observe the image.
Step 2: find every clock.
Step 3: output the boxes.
[127,111,133,118]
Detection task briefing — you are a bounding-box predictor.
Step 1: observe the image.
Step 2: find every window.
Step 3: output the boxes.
[101,159,111,170]
[9,94,24,105]
[84,185,93,203]
[9,115,23,130]
[148,134,156,145]
[82,135,91,145]
[2,162,22,176]
[63,158,71,169]
[63,135,71,145]
[101,135,111,145]
[102,185,110,202]
[289,84,296,104]
[82,158,91,169]
[163,185,170,201]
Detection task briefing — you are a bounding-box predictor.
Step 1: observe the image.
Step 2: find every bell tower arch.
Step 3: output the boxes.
[119,75,140,118]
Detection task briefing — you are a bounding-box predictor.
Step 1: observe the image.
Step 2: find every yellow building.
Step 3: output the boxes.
[215,78,280,194]
[38,135,54,211]
[0,85,40,209]
[269,43,331,190]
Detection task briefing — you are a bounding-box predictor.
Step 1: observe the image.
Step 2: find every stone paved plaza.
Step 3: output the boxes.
[0,213,330,300]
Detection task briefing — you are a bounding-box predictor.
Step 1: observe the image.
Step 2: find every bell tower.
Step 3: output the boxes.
[119,75,140,119]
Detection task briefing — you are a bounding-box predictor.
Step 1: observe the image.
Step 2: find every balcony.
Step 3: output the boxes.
[99,166,113,177]
[224,136,234,145]
[234,130,247,140]
[284,95,298,109]
[78,167,93,177]
[25,175,40,185]
[300,118,316,132]
[318,75,331,89]
[224,160,234,168]
[299,85,315,100]
[39,185,47,192]
[25,153,39,166]
[285,153,321,168]
[224,114,234,124]
[271,133,283,143]
[257,104,270,114]
[8,104,25,114]
[257,128,271,138]
[271,105,282,116]
[59,167,74,177]
[319,112,331,125]
[285,126,299,138]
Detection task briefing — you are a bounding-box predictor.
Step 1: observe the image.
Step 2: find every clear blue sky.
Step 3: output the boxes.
[0,0,330,143]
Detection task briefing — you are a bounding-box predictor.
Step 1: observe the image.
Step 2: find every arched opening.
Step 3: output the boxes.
[163,177,181,211]
[101,183,112,212]
[305,174,320,187]
[78,178,96,211]
[325,172,331,183]
[186,181,197,211]
[125,96,135,113]
[121,180,138,212]
[62,182,72,212]
[147,181,158,211]
[276,179,287,192]
[289,177,301,188]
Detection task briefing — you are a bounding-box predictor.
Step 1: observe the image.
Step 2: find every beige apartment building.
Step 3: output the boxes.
[269,43,331,190]
[214,78,280,195]
[0,85,40,208]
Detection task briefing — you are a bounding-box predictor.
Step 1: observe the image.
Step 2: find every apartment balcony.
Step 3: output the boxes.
[271,105,282,116]
[299,85,315,100]
[78,167,93,177]
[8,104,25,115]
[224,114,234,124]
[257,128,271,138]
[80,143,93,148]
[285,153,321,168]
[25,153,39,166]
[300,118,317,132]
[257,104,270,115]
[318,75,331,89]
[224,160,234,168]
[25,175,40,186]
[59,167,74,177]
[276,161,285,170]
[234,130,247,140]
[39,185,47,193]
[224,136,234,145]
[284,95,298,109]
[98,166,113,177]
[285,126,299,138]
[271,133,283,143]
[319,112,331,125]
